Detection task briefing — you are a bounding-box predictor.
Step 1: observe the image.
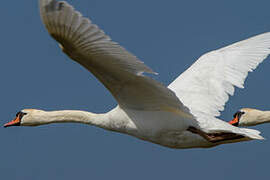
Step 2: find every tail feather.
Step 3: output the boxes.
[240,128,264,140]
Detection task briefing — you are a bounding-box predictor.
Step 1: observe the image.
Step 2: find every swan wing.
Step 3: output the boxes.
[39,0,190,113]
[169,32,270,120]
[39,0,265,140]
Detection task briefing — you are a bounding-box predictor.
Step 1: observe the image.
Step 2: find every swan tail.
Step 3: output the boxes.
[239,128,265,140]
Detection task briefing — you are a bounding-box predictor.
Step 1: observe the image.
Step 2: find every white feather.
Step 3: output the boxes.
[169,32,270,119]
[38,0,267,147]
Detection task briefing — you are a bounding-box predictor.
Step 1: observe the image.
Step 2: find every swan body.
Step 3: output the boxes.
[4,0,270,149]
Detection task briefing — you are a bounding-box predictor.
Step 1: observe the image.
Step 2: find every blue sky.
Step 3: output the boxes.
[1,0,270,179]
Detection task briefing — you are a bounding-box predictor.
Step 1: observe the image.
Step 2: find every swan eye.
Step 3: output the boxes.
[233,111,245,118]
[239,111,245,118]
[16,111,27,120]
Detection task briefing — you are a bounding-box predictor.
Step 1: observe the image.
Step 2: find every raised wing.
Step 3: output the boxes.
[39,0,190,113]
[169,32,270,119]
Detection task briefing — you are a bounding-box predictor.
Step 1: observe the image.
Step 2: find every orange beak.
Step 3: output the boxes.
[229,117,239,126]
[4,116,21,128]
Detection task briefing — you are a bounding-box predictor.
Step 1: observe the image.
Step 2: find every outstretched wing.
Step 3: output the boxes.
[169,32,270,119]
[39,0,190,113]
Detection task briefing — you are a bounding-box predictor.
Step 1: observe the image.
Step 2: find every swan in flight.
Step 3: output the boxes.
[4,0,270,148]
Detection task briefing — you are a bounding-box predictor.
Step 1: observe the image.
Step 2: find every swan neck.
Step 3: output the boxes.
[257,111,270,124]
[27,110,108,128]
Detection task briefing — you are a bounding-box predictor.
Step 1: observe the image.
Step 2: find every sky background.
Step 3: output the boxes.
[1,0,270,179]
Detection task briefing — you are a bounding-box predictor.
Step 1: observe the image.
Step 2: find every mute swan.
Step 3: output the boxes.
[230,108,270,127]
[4,0,270,148]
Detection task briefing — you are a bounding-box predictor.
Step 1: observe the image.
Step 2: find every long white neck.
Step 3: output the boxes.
[23,110,112,130]
[240,109,270,126]
[257,111,270,124]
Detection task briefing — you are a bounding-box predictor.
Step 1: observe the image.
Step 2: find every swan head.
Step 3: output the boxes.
[229,108,263,127]
[4,109,45,127]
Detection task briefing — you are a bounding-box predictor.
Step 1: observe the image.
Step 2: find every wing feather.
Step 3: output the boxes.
[39,0,266,139]
[169,32,270,119]
[39,0,190,113]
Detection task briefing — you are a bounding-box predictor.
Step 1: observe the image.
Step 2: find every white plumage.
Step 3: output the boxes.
[6,0,270,148]
[169,33,270,118]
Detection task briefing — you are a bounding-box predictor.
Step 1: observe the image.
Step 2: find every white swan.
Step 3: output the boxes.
[4,0,270,148]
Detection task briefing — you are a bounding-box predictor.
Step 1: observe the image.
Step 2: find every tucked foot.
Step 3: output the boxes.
[187,126,245,143]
